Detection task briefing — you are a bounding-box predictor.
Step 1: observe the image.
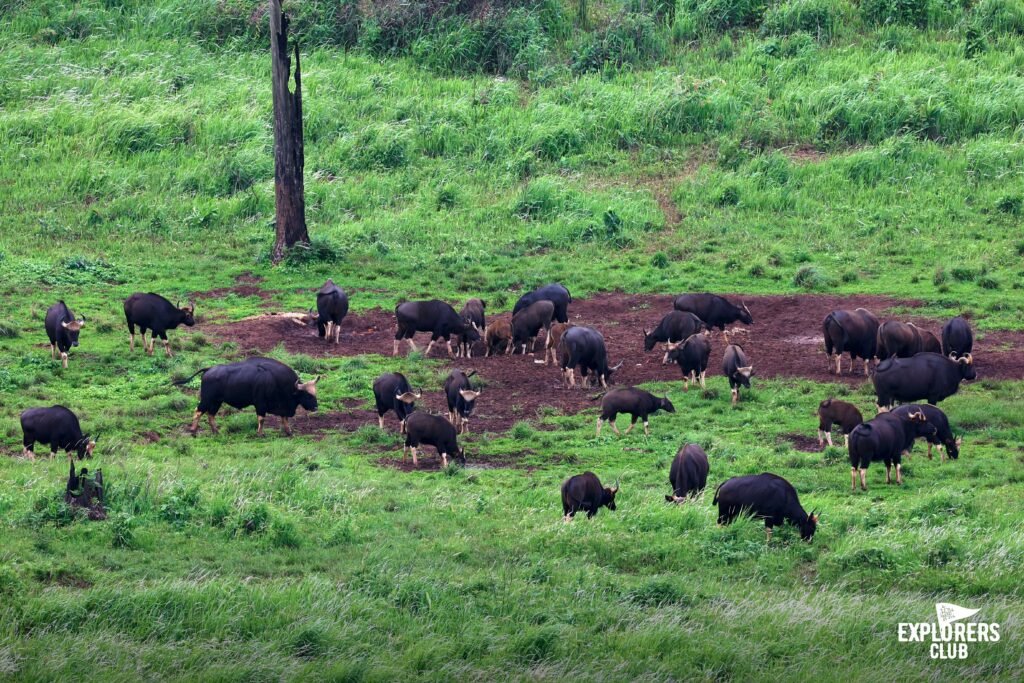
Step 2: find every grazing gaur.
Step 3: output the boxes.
[673,293,752,332]
[513,283,571,324]
[20,405,95,461]
[643,311,704,364]
[175,357,319,437]
[722,344,753,405]
[942,317,974,359]
[542,322,573,366]
[372,372,420,432]
[557,326,622,388]
[816,399,863,448]
[44,301,85,368]
[892,404,961,462]
[484,319,512,357]
[848,411,936,490]
[876,321,936,360]
[394,300,479,358]
[665,444,710,502]
[666,332,712,391]
[123,293,195,357]
[309,279,349,344]
[561,472,618,521]
[443,369,480,434]
[596,388,675,437]
[714,473,818,542]
[455,298,486,358]
[511,300,555,355]
[403,412,465,468]
[873,352,975,410]
[822,308,879,375]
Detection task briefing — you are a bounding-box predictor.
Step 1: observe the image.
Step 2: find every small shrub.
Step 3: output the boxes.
[290,626,328,658]
[651,251,670,269]
[0,321,19,338]
[281,237,347,267]
[510,421,534,439]
[860,0,929,27]
[685,0,770,33]
[716,185,741,206]
[793,265,830,290]
[976,276,1000,290]
[238,503,271,535]
[571,12,667,74]
[933,265,948,286]
[159,483,201,527]
[270,515,303,548]
[996,194,1022,215]
[110,513,136,549]
[762,0,842,40]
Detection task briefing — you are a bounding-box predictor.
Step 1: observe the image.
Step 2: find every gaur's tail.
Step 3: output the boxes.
[712,481,724,505]
[589,392,606,402]
[172,368,210,386]
[566,287,572,303]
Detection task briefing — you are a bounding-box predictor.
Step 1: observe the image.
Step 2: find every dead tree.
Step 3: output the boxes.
[270,0,309,264]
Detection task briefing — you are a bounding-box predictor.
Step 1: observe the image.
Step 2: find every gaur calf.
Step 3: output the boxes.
[44,301,85,368]
[722,344,753,405]
[403,412,465,468]
[666,332,712,391]
[596,388,675,437]
[372,372,420,432]
[484,319,512,356]
[124,293,196,357]
[666,444,709,502]
[561,472,618,521]
[20,405,95,460]
[443,369,480,434]
[510,300,555,356]
[542,322,572,366]
[714,473,818,542]
[816,399,863,448]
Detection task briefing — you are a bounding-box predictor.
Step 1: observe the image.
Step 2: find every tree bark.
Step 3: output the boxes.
[270,0,309,264]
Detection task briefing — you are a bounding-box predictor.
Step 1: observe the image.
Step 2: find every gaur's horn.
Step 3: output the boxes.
[459,389,480,401]
[739,366,753,376]
[611,361,624,371]
[188,299,196,311]
[963,354,973,365]
[666,341,681,350]
[611,477,620,493]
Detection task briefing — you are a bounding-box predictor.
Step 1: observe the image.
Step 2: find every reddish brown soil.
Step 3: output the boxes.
[783,433,824,453]
[201,292,1024,469]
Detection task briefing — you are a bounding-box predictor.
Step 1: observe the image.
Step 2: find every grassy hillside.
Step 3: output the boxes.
[1,1,1023,680]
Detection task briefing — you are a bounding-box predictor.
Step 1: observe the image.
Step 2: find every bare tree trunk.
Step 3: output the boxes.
[270,0,309,264]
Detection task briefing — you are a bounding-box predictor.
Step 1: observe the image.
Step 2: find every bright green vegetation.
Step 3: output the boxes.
[2,1,1024,680]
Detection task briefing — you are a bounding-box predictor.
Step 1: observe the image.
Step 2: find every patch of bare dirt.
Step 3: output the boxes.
[202,292,1024,443]
[784,144,828,164]
[783,433,823,453]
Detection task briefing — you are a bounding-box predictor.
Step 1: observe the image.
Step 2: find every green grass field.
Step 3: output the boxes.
[2,1,1024,680]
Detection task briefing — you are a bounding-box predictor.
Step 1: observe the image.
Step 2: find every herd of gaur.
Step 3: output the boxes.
[20,281,980,540]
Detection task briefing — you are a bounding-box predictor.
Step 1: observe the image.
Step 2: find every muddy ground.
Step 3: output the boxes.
[200,292,1024,466]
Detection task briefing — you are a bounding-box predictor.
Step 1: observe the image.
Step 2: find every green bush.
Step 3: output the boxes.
[571,12,668,74]
[684,0,770,33]
[860,0,929,27]
[762,0,844,40]
[972,0,1024,35]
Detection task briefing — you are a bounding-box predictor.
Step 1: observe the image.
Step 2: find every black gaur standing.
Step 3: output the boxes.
[847,410,936,490]
[892,404,962,462]
[443,369,480,434]
[510,300,554,356]
[816,399,863,448]
[673,294,752,332]
[513,283,571,324]
[722,343,753,405]
[123,293,196,357]
[372,372,420,432]
[20,405,95,460]
[714,473,818,541]
[822,308,879,376]
[455,298,486,358]
[176,357,319,437]
[596,387,674,437]
[557,326,622,388]
[942,317,974,359]
[311,279,349,344]
[561,472,618,521]
[643,311,703,364]
[666,332,712,391]
[666,444,710,502]
[403,412,465,468]
[44,301,85,368]
[394,300,479,358]
[873,353,975,409]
